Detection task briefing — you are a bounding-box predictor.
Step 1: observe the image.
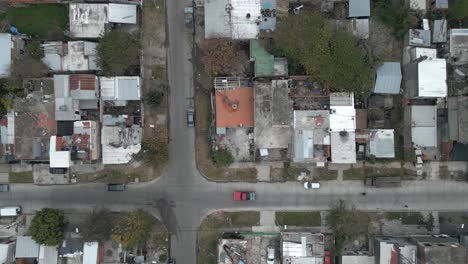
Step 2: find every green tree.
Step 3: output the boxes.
[372,0,418,39]
[450,0,468,20]
[275,12,373,96]
[211,149,234,168]
[112,210,153,248]
[25,40,44,60]
[146,90,164,107]
[81,209,113,242]
[326,200,370,253]
[96,30,140,76]
[30,208,65,246]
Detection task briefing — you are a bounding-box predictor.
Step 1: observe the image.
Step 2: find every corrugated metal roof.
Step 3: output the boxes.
[409,29,431,47]
[117,77,140,100]
[435,0,448,9]
[368,129,395,158]
[108,3,137,24]
[250,40,274,77]
[0,34,11,77]
[348,0,370,17]
[38,245,58,264]
[433,20,447,43]
[15,236,39,258]
[411,105,437,147]
[374,62,401,94]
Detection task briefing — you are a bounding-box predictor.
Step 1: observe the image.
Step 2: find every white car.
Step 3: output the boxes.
[303,182,320,189]
[267,247,275,264]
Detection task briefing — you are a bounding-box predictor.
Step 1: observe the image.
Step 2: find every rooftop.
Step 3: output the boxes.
[367,129,395,158]
[411,105,437,148]
[435,0,448,9]
[254,80,292,149]
[250,40,287,77]
[73,120,99,161]
[101,125,142,164]
[331,131,356,164]
[282,232,324,263]
[410,0,427,10]
[293,110,330,163]
[100,76,141,102]
[432,20,447,43]
[205,0,276,39]
[409,29,431,47]
[70,3,137,38]
[15,236,39,258]
[83,242,98,264]
[49,136,71,168]
[330,93,355,132]
[38,245,58,264]
[411,236,465,264]
[215,87,254,129]
[450,29,468,65]
[0,33,11,77]
[42,41,99,72]
[374,62,401,94]
[341,255,375,264]
[417,58,447,97]
[348,0,370,17]
[448,96,468,143]
[376,237,416,264]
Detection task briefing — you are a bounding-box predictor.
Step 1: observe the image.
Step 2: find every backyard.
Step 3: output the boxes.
[0,5,68,39]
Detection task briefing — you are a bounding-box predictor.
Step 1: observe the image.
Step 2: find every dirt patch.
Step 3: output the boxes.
[343,165,422,181]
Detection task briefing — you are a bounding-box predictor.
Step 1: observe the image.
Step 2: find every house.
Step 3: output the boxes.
[0,111,15,157]
[70,3,137,38]
[100,76,141,105]
[204,0,276,39]
[432,20,447,43]
[330,93,356,164]
[409,29,431,47]
[215,85,254,134]
[281,232,325,264]
[411,105,437,148]
[341,253,374,264]
[292,110,330,163]
[50,136,71,168]
[73,121,100,161]
[348,0,370,17]
[449,29,468,65]
[0,238,15,264]
[250,40,287,78]
[374,237,417,264]
[0,34,12,78]
[448,97,468,143]
[416,57,447,98]
[38,245,58,264]
[54,74,99,121]
[101,125,142,164]
[59,232,83,258]
[374,62,402,94]
[410,0,427,11]
[367,129,395,158]
[15,236,40,260]
[42,41,99,72]
[411,235,466,264]
[254,80,292,159]
[435,0,448,9]
[83,242,99,264]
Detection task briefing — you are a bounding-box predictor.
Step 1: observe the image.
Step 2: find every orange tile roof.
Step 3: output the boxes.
[215,87,254,128]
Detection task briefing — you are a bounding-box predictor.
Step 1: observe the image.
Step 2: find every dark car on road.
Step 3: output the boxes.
[107,184,127,191]
[0,184,9,192]
[187,109,195,127]
[234,191,256,201]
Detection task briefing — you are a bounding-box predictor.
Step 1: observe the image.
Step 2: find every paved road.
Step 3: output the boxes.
[1,2,468,264]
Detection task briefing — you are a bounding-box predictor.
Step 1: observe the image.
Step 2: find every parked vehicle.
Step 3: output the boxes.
[324,250,331,264]
[184,6,193,25]
[187,109,195,127]
[107,184,127,191]
[267,246,275,264]
[365,176,401,188]
[234,191,256,201]
[0,184,9,192]
[303,182,320,189]
[0,206,21,217]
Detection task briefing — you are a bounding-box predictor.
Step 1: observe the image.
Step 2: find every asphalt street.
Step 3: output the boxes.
[0,2,468,264]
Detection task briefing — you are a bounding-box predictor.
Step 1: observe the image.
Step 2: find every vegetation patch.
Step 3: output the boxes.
[276,211,321,227]
[372,0,417,40]
[211,148,234,168]
[30,208,65,246]
[0,5,68,39]
[9,171,33,183]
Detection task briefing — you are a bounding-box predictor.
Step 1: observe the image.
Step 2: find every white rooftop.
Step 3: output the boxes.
[15,236,40,258]
[368,129,395,158]
[0,33,11,77]
[331,131,356,164]
[410,0,426,10]
[42,41,99,72]
[101,125,142,164]
[83,242,98,264]
[70,4,137,38]
[415,47,437,59]
[100,76,141,101]
[0,243,14,264]
[49,136,71,168]
[411,105,437,147]
[38,245,58,264]
[330,93,356,132]
[418,58,447,97]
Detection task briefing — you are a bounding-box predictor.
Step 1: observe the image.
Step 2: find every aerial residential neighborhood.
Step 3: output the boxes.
[0,0,467,263]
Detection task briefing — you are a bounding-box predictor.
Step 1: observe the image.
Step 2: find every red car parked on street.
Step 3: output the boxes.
[234,191,256,201]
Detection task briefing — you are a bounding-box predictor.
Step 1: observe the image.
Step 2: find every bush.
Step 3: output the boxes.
[146,90,164,107]
[372,0,418,39]
[159,254,167,262]
[30,208,65,246]
[81,209,113,242]
[25,40,44,60]
[112,210,154,248]
[211,149,234,168]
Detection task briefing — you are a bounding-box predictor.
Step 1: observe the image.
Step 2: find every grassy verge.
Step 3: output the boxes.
[0,5,68,39]
[276,211,321,226]
[198,211,259,264]
[195,90,257,182]
[343,166,416,180]
[77,169,143,183]
[313,168,338,181]
[385,212,424,225]
[9,171,33,183]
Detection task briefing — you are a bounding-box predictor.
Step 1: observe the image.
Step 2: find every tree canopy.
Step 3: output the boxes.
[372,0,417,39]
[81,209,114,242]
[112,210,154,248]
[96,30,140,76]
[450,0,468,20]
[30,208,65,246]
[211,148,234,168]
[275,12,373,96]
[326,200,370,253]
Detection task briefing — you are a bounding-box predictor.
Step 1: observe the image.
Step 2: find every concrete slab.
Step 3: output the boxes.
[257,163,271,181]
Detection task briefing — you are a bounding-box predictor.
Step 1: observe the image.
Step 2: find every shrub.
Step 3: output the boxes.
[211,149,234,168]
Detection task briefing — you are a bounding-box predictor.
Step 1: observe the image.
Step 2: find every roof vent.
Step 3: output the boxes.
[246,13,251,19]
[231,103,238,110]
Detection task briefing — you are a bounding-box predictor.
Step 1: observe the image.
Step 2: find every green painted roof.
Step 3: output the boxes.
[250,40,274,77]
